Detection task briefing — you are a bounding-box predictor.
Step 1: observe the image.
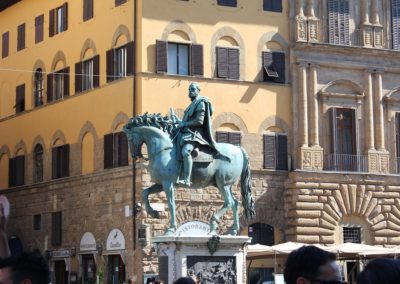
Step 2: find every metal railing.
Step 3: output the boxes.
[324,154,368,172]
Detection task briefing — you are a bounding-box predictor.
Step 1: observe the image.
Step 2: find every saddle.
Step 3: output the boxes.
[191,146,214,163]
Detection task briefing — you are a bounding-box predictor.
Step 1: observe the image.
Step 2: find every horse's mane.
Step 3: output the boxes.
[126,112,177,137]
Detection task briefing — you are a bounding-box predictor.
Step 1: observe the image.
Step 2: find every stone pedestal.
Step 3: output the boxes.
[152,235,251,284]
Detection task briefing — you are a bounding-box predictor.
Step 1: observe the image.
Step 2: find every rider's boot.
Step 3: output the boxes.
[177,155,192,186]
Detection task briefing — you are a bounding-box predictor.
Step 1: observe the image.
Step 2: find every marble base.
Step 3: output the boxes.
[152,235,251,284]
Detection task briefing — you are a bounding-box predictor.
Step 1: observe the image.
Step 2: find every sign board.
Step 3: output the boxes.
[52,249,70,258]
[176,221,210,236]
[106,229,126,251]
[80,232,96,252]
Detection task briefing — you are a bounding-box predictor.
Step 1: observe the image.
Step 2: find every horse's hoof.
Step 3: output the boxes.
[164,228,175,236]
[228,229,238,236]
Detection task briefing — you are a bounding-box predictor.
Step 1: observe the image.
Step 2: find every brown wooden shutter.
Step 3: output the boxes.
[17,23,25,51]
[276,134,288,170]
[229,132,241,146]
[329,108,338,154]
[62,144,69,177]
[2,32,9,58]
[104,134,114,169]
[126,41,134,76]
[63,3,68,31]
[393,0,400,50]
[75,62,83,93]
[8,158,16,187]
[49,9,55,37]
[93,55,100,88]
[15,155,25,186]
[63,67,70,97]
[216,131,229,143]
[156,40,168,73]
[83,0,93,21]
[273,52,285,83]
[263,134,276,169]
[15,84,25,113]
[118,132,129,166]
[47,73,54,102]
[88,0,94,19]
[35,15,44,43]
[272,0,283,12]
[51,212,62,246]
[52,147,57,179]
[106,49,115,82]
[228,48,239,80]
[217,47,228,78]
[191,44,204,76]
[263,51,278,81]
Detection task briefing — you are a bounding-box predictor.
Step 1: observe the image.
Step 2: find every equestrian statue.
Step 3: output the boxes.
[123,82,256,236]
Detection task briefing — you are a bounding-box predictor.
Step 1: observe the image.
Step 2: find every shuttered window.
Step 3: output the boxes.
[263,51,285,83]
[83,0,94,21]
[156,40,203,76]
[17,23,25,51]
[2,32,9,58]
[104,132,129,169]
[51,211,62,246]
[217,0,237,7]
[216,47,239,80]
[263,133,288,170]
[76,56,99,93]
[8,155,25,187]
[106,41,134,82]
[35,15,44,43]
[15,84,25,113]
[329,108,356,155]
[49,3,68,37]
[52,144,70,179]
[392,0,400,50]
[216,131,241,146]
[34,144,44,183]
[263,0,283,12]
[34,69,44,106]
[49,67,69,101]
[328,0,350,45]
[115,0,127,6]
[33,214,42,231]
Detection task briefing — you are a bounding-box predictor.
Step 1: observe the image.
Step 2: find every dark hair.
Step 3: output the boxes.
[173,276,196,284]
[0,250,49,284]
[283,245,336,284]
[357,258,400,284]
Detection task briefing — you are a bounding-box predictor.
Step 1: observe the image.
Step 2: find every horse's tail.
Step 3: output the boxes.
[239,147,256,220]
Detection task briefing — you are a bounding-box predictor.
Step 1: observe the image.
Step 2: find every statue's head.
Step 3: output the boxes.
[188,82,200,99]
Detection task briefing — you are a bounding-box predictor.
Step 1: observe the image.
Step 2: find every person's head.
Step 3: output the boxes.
[154,279,164,284]
[284,245,344,284]
[173,276,196,284]
[0,251,49,284]
[188,83,200,100]
[356,258,400,284]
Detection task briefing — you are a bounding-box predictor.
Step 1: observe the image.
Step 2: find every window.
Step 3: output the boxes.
[104,132,128,169]
[217,0,237,7]
[8,155,24,187]
[47,67,70,102]
[52,144,70,179]
[34,69,44,106]
[83,0,94,21]
[2,32,9,58]
[328,0,350,45]
[156,40,203,76]
[76,56,99,93]
[248,223,274,245]
[49,3,68,37]
[115,0,127,6]
[263,0,282,12]
[343,226,361,243]
[34,144,43,183]
[106,42,134,82]
[35,15,44,44]
[216,131,241,146]
[51,211,62,246]
[15,84,25,113]
[263,51,285,83]
[216,47,239,80]
[392,0,400,50]
[17,23,25,51]
[33,214,42,231]
[263,133,288,170]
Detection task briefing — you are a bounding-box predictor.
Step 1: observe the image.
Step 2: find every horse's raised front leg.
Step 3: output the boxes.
[162,181,176,236]
[142,184,163,219]
[210,184,234,235]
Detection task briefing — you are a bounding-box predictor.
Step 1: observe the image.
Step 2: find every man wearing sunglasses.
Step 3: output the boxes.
[284,245,347,284]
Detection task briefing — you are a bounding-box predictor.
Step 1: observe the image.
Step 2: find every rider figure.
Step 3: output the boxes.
[176,82,220,186]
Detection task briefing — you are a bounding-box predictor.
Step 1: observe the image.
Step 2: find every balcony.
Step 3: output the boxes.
[324,154,368,172]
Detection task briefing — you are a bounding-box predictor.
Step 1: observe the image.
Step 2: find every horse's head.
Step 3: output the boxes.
[123,124,144,161]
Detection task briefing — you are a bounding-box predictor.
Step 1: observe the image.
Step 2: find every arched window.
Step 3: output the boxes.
[216,36,239,80]
[263,127,288,170]
[262,41,285,84]
[328,0,350,45]
[34,69,44,107]
[248,223,274,245]
[34,144,43,183]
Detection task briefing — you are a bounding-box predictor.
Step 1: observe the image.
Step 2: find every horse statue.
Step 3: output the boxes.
[123,113,256,236]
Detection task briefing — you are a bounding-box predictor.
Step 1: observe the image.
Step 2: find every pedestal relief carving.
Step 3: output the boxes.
[296,17,307,42]
[361,26,373,47]
[368,150,389,173]
[373,26,383,48]
[298,147,324,170]
[307,18,319,42]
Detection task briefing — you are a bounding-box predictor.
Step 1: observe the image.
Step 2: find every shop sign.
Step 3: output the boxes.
[176,221,210,236]
[80,232,97,252]
[106,229,126,251]
[51,249,70,258]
